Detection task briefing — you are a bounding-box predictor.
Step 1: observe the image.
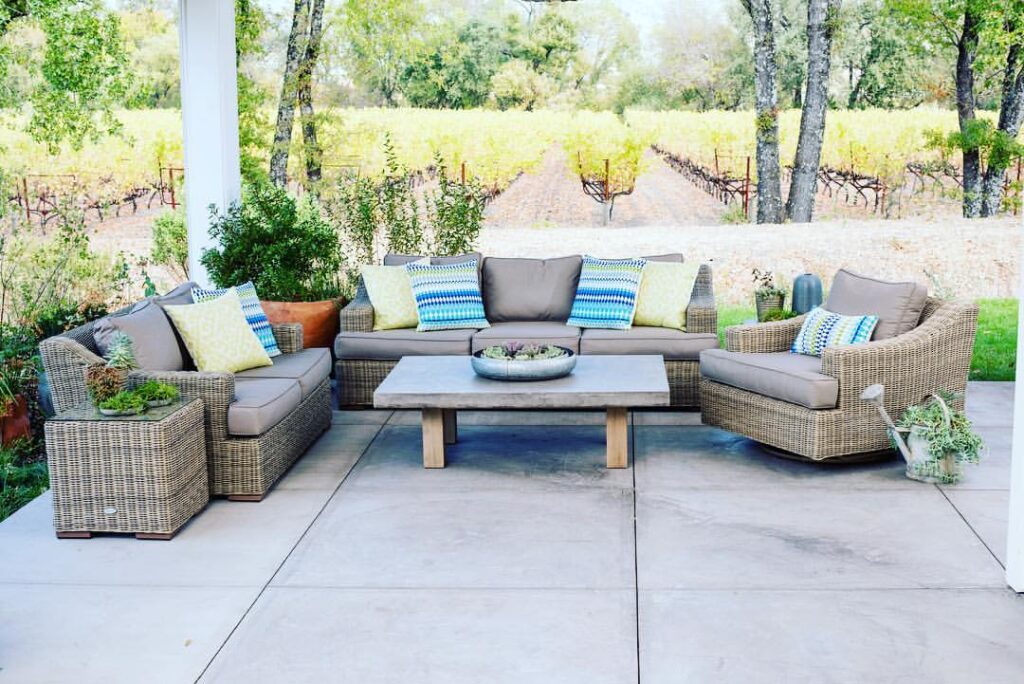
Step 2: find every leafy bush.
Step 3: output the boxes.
[0,439,48,523]
[201,181,344,302]
[152,208,189,281]
[429,155,486,257]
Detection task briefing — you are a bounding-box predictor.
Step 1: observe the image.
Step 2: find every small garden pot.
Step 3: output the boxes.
[1,395,32,446]
[262,299,345,350]
[146,399,174,408]
[755,294,785,322]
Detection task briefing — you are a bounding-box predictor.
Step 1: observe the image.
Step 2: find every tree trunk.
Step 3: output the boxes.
[298,0,326,187]
[786,0,840,223]
[269,0,311,187]
[956,10,981,218]
[981,40,1024,217]
[746,0,783,224]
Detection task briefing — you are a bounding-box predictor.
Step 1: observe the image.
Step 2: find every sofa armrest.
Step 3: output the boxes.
[340,280,374,333]
[725,314,807,353]
[685,263,718,335]
[271,323,304,354]
[822,300,979,410]
[39,336,106,413]
[128,369,235,441]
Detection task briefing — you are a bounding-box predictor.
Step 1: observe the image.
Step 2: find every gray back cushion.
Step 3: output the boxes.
[826,269,928,340]
[383,253,481,267]
[154,281,198,368]
[482,255,583,322]
[93,300,185,371]
[643,253,684,263]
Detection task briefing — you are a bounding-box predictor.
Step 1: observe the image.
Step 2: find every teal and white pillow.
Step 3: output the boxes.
[567,256,647,330]
[406,260,490,332]
[191,281,282,358]
[791,307,879,357]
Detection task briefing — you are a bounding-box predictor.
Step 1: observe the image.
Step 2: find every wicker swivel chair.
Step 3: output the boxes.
[700,271,979,461]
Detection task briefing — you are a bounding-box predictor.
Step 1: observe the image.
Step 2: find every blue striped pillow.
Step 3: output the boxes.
[191,281,282,357]
[791,307,879,357]
[406,260,490,332]
[567,256,647,329]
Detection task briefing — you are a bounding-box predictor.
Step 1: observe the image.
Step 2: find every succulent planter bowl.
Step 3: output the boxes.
[98,407,143,417]
[471,347,577,382]
[146,399,174,409]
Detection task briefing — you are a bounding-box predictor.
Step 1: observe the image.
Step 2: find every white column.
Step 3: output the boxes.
[178,0,242,287]
[1009,212,1024,590]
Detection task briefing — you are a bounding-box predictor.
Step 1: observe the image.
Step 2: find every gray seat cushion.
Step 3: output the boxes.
[93,300,184,371]
[826,269,928,340]
[581,327,718,360]
[228,378,302,436]
[235,348,331,399]
[700,349,839,409]
[471,321,581,354]
[481,256,582,322]
[335,328,475,360]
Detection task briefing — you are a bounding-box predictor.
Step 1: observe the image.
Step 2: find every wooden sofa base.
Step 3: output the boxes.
[336,358,702,409]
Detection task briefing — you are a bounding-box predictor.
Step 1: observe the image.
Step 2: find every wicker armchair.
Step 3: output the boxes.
[700,298,979,460]
[40,320,331,500]
[335,263,718,408]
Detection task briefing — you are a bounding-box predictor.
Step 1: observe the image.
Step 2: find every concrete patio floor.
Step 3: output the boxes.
[0,382,1021,683]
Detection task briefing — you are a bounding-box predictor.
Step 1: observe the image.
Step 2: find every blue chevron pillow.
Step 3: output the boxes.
[406,260,490,332]
[567,256,647,329]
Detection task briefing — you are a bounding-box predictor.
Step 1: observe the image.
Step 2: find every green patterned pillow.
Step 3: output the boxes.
[360,263,423,331]
[634,261,699,331]
[163,288,272,373]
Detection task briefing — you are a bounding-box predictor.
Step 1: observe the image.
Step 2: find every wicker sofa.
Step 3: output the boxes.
[700,269,979,461]
[39,283,332,501]
[335,253,718,408]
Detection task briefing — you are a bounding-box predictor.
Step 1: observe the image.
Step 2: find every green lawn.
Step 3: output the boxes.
[715,299,1017,382]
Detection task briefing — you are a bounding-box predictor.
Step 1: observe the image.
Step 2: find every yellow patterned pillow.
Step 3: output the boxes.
[361,263,422,331]
[634,261,700,331]
[163,288,272,373]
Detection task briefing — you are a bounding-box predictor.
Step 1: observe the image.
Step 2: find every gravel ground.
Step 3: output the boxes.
[479,216,1020,306]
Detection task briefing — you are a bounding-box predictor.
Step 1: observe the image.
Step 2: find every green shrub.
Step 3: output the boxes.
[201,181,344,302]
[152,208,189,280]
[429,154,486,257]
[0,439,48,523]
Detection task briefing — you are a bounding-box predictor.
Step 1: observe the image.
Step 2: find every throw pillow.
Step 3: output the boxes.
[405,260,490,332]
[360,262,423,331]
[567,256,647,330]
[634,261,699,331]
[791,307,880,357]
[191,281,281,357]
[93,300,185,371]
[163,288,273,373]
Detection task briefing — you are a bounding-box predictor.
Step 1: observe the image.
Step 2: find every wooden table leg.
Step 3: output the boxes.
[606,407,629,468]
[422,408,446,468]
[443,409,458,445]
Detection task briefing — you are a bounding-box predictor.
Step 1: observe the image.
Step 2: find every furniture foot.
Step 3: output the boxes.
[135,532,175,541]
[443,409,458,445]
[56,531,92,539]
[227,494,264,502]
[606,407,629,468]
[422,408,446,468]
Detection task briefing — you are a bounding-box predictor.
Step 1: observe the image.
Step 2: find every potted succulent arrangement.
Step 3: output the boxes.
[471,342,577,381]
[133,380,180,408]
[895,393,983,484]
[0,358,35,446]
[97,390,149,417]
[752,269,787,322]
[84,332,138,406]
[201,182,346,349]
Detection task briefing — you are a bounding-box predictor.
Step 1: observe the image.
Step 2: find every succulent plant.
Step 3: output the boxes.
[481,342,568,361]
[134,381,179,403]
[105,332,139,370]
[84,364,126,404]
[98,390,148,415]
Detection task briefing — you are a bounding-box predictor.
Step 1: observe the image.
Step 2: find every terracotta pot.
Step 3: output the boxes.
[1,395,32,447]
[261,299,344,350]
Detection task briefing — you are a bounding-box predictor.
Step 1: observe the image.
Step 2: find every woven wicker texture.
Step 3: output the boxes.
[702,299,978,460]
[45,399,208,535]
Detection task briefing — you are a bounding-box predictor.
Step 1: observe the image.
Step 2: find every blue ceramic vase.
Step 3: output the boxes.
[792,273,823,314]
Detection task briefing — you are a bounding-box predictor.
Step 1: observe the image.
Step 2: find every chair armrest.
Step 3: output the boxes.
[340,281,374,333]
[725,315,807,353]
[685,263,717,335]
[271,323,304,354]
[128,369,235,441]
[822,300,979,410]
[38,336,106,413]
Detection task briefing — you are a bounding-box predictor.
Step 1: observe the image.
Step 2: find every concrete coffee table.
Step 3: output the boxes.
[373,355,670,469]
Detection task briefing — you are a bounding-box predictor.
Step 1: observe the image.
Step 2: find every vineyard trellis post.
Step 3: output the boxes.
[744,156,751,219]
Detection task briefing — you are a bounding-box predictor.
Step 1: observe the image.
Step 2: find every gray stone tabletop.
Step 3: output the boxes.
[373,355,671,409]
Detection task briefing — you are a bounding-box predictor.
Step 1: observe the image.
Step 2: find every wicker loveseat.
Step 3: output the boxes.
[700,270,979,461]
[39,283,332,501]
[335,253,718,408]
